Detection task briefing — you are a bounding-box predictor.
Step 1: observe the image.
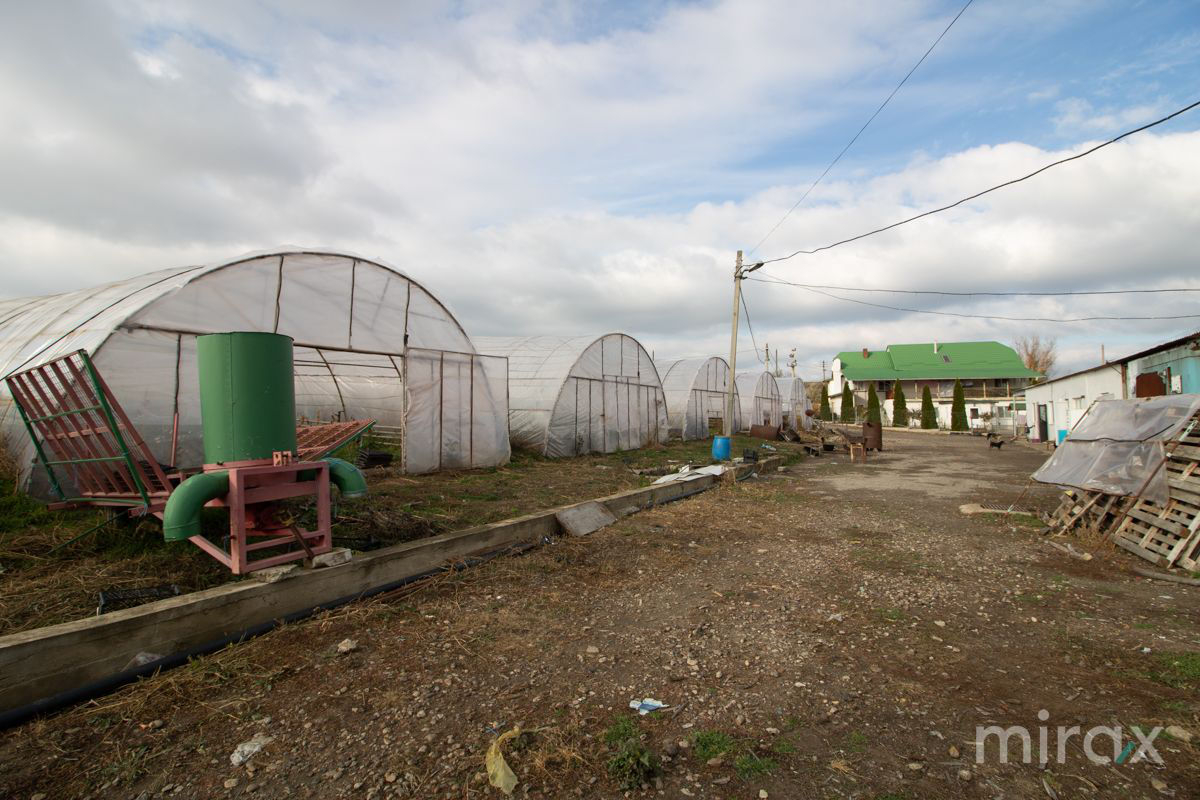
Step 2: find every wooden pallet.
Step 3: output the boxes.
[1109,414,1200,568]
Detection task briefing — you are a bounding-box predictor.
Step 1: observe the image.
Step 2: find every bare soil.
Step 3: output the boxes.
[2,431,1199,799]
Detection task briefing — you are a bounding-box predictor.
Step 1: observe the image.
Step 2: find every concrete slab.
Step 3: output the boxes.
[556,502,617,537]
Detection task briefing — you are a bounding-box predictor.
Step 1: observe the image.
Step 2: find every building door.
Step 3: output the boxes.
[1037,404,1048,441]
[1135,372,1166,398]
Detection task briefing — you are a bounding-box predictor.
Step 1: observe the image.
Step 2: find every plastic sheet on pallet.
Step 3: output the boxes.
[1032,395,1200,505]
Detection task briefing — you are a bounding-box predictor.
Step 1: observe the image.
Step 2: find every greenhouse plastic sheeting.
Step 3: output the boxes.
[476,334,668,457]
[1032,395,1200,505]
[656,356,741,439]
[734,371,783,431]
[0,250,510,490]
[777,376,813,431]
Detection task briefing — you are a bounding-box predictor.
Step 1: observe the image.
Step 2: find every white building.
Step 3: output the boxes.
[1022,364,1124,444]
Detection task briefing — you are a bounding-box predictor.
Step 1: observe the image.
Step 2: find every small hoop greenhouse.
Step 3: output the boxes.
[655,356,741,440]
[476,334,668,457]
[777,376,814,431]
[0,250,510,488]
[735,371,783,430]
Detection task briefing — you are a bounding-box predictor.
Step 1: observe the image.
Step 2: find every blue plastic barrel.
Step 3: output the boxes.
[1057,429,1068,445]
[712,436,731,461]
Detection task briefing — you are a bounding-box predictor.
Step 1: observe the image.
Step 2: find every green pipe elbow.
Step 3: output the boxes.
[324,457,368,499]
[163,471,229,541]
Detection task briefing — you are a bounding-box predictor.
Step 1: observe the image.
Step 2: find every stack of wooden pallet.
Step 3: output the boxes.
[1043,409,1200,570]
[1044,489,1134,540]
[1110,415,1200,569]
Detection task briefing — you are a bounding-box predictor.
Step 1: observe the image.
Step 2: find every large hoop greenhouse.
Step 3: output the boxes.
[476,334,668,457]
[735,371,783,430]
[655,356,741,440]
[0,250,510,488]
[777,376,814,431]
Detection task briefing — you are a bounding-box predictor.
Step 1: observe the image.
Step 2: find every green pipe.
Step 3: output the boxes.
[323,457,367,499]
[162,471,229,541]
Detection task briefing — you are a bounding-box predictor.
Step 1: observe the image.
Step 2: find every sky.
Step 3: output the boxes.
[1,0,1199,381]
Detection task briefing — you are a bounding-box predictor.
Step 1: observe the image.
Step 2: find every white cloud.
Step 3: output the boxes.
[0,0,1197,384]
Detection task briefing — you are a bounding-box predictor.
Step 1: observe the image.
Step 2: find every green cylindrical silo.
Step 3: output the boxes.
[196,332,298,464]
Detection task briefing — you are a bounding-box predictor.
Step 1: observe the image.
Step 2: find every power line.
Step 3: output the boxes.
[751,273,1200,297]
[757,98,1200,266]
[740,291,765,364]
[749,279,1200,323]
[749,0,975,255]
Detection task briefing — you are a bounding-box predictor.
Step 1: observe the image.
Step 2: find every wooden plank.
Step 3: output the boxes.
[1126,507,1185,535]
[1114,535,1166,565]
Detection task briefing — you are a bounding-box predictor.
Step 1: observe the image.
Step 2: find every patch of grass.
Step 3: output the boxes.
[603,715,658,790]
[879,608,906,623]
[1148,653,1200,689]
[1161,699,1190,713]
[846,730,868,752]
[603,715,639,747]
[734,752,776,779]
[1133,622,1155,631]
[691,730,735,761]
[770,738,796,755]
[607,739,660,790]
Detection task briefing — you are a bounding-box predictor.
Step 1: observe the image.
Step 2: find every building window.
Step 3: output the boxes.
[1073,397,1084,410]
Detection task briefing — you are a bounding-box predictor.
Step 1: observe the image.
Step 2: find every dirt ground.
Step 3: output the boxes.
[3,430,1199,799]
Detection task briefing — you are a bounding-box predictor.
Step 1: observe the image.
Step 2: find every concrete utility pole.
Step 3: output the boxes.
[725,250,763,436]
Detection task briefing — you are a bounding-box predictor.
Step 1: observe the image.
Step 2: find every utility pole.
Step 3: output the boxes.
[788,348,797,377]
[725,250,763,436]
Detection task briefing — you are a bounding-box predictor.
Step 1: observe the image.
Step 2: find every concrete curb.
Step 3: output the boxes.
[0,456,781,719]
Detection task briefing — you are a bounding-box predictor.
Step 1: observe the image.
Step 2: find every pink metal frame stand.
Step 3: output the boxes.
[187,460,334,575]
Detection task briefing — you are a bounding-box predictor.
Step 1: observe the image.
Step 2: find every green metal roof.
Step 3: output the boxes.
[836,341,1041,381]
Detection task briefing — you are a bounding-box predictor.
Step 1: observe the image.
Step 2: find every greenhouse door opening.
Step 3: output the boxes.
[566,375,663,456]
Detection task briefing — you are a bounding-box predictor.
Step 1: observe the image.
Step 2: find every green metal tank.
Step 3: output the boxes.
[196,332,297,464]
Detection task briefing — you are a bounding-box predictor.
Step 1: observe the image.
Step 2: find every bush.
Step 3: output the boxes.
[891,379,908,427]
[866,383,882,425]
[818,384,832,421]
[950,379,968,432]
[920,386,937,429]
[839,382,855,423]
[604,715,660,789]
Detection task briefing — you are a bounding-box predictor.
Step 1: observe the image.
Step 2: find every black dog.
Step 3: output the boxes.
[989,439,1005,450]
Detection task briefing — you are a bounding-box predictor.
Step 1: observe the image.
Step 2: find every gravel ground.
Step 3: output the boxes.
[2,430,1198,799]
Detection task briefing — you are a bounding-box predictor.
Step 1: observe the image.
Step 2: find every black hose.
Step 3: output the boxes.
[0,542,535,730]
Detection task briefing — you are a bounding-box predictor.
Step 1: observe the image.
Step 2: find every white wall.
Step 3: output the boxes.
[1024,365,1123,443]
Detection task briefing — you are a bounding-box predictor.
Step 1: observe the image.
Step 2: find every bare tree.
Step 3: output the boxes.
[1014,335,1056,379]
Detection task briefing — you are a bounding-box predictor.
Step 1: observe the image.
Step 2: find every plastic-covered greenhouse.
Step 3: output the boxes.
[655,356,741,440]
[475,334,667,457]
[777,376,814,431]
[735,371,783,430]
[0,250,510,488]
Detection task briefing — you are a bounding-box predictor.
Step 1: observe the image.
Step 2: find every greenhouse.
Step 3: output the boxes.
[475,334,668,457]
[734,371,783,430]
[656,356,741,440]
[0,250,510,488]
[777,376,814,431]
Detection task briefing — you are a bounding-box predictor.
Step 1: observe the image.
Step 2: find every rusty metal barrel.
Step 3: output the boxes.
[862,421,883,451]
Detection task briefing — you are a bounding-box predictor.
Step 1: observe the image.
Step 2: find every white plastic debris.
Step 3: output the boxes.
[230,732,274,766]
[629,698,669,715]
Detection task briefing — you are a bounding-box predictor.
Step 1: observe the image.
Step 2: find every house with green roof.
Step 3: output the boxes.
[828,341,1041,429]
